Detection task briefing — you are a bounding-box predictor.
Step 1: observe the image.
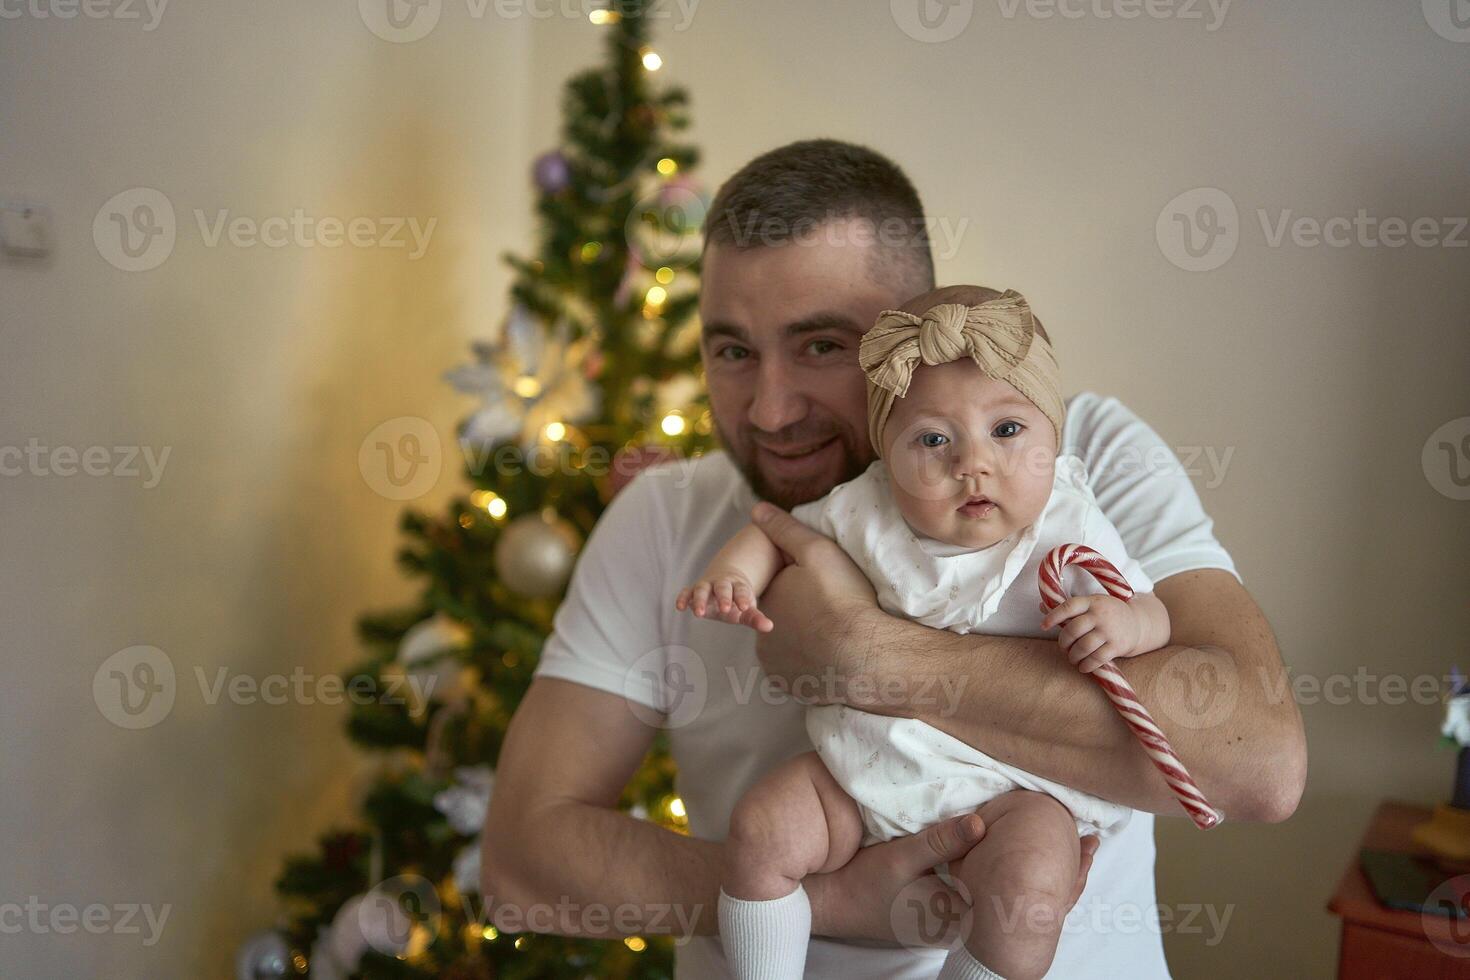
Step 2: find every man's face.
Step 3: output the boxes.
[699,221,908,509]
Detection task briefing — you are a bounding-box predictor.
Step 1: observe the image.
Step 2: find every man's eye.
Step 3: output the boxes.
[920,432,949,448]
[806,339,841,355]
[718,346,751,362]
[993,421,1023,438]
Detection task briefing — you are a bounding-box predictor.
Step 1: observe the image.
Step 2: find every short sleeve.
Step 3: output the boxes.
[1063,393,1239,584]
[791,496,836,540]
[532,470,670,710]
[1079,502,1155,596]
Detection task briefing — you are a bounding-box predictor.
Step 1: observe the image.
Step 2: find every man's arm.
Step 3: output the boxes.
[752,506,1306,823]
[481,676,1004,941]
[482,677,722,937]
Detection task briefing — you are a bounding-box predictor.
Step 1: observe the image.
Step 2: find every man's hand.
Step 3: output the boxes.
[750,501,880,700]
[806,812,1099,945]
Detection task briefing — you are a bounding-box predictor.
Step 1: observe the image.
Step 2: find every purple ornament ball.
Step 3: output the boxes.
[533,150,571,194]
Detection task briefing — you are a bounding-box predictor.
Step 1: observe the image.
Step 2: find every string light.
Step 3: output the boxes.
[589,8,620,24]
[471,490,508,519]
[513,376,542,398]
[656,157,678,176]
[645,285,667,307]
[624,937,648,952]
[579,240,602,262]
[514,936,528,950]
[482,926,500,941]
[661,412,686,436]
[544,421,567,441]
[641,48,663,71]
[669,797,686,818]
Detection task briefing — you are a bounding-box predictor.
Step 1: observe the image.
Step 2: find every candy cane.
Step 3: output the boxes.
[1039,544,1223,830]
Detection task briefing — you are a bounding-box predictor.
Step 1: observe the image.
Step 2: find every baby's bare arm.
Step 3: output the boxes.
[703,523,786,594]
[1128,592,1171,654]
[674,524,786,631]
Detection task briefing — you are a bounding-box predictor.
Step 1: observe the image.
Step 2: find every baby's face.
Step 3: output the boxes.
[882,360,1057,551]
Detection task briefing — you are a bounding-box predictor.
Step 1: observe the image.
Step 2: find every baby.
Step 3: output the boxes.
[674,286,1171,980]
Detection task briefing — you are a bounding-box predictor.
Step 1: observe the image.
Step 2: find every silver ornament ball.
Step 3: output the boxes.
[235,929,292,980]
[494,513,580,598]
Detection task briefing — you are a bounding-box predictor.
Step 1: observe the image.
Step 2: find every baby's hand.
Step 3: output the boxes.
[675,574,775,633]
[1040,594,1146,674]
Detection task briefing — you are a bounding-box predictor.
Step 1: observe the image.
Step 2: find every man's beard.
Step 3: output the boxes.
[715,417,872,511]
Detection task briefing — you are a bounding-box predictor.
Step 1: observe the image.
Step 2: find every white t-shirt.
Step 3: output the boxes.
[795,455,1148,845]
[534,392,1238,980]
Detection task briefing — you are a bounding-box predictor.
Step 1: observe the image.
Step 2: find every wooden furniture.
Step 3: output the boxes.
[1328,801,1470,979]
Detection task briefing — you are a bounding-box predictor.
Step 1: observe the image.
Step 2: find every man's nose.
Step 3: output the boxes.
[747,360,807,433]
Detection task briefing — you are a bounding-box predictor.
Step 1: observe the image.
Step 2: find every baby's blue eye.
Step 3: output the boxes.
[993,421,1023,439]
[920,432,949,448]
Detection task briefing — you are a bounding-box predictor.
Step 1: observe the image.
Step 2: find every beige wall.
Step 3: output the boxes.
[1,4,531,977]
[3,1,1468,977]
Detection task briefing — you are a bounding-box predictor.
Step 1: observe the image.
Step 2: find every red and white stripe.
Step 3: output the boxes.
[1040,544,1223,830]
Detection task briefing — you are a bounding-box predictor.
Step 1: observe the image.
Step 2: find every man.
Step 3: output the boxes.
[483,139,1306,978]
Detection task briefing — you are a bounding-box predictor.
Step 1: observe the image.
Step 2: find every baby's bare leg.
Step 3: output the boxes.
[719,752,864,979]
[725,750,865,900]
[946,790,1081,980]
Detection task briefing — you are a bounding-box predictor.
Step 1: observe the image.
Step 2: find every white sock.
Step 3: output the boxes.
[717,885,811,980]
[937,944,1007,980]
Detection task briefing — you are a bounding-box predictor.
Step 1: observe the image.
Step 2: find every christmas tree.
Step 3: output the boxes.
[238,9,710,978]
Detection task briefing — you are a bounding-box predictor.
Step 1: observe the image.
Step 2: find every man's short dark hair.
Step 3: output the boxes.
[703,139,936,295]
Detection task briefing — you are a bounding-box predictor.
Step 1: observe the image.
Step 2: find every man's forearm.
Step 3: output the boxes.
[841,571,1306,822]
[485,799,723,938]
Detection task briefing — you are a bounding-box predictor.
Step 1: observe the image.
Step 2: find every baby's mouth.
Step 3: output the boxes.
[957,495,998,518]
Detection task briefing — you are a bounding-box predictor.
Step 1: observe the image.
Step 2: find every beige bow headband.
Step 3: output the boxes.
[858,289,1065,456]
